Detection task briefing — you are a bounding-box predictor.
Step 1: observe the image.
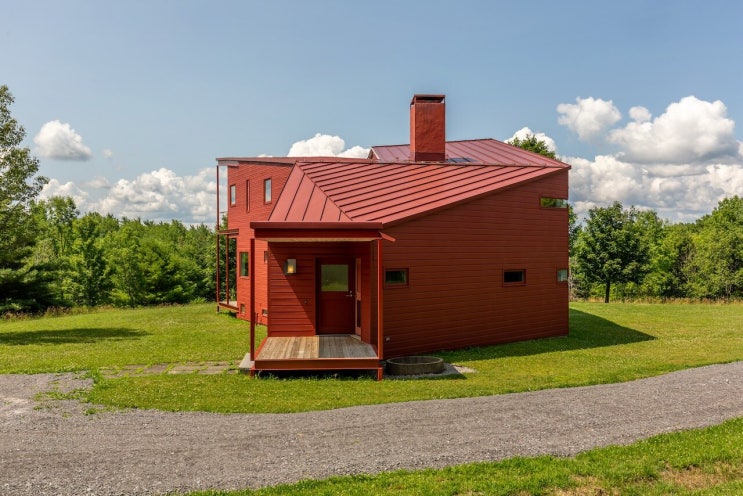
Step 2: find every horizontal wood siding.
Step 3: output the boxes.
[382,171,569,357]
[228,164,292,324]
[268,242,372,337]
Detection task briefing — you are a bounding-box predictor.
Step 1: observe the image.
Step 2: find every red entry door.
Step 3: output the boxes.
[317,259,355,334]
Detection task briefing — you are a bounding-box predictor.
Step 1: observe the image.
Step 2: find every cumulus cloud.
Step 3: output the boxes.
[508,126,558,154]
[89,168,216,222]
[42,168,217,224]
[40,179,90,207]
[33,120,93,160]
[565,95,743,222]
[557,97,622,142]
[103,148,113,159]
[608,96,739,164]
[288,133,369,158]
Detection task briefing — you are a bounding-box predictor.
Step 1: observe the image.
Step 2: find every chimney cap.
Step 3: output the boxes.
[411,94,445,105]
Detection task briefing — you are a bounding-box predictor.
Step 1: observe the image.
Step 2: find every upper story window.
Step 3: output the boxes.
[264,178,272,204]
[239,252,250,277]
[245,180,250,212]
[229,184,237,206]
[540,197,568,208]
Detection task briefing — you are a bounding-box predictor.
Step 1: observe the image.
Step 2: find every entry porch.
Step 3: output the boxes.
[239,335,382,379]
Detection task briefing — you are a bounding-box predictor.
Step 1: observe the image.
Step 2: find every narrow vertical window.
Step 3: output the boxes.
[239,252,250,277]
[229,184,236,206]
[263,250,268,263]
[245,180,250,212]
[264,178,272,203]
[557,268,569,283]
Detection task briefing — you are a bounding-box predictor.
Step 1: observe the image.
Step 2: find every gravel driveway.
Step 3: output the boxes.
[2,362,743,495]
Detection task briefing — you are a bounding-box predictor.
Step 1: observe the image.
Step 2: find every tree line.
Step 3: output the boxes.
[3,86,741,313]
[19,197,216,311]
[571,197,743,302]
[1,85,217,313]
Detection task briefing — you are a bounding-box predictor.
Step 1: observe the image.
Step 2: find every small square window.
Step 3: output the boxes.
[503,269,526,285]
[540,197,568,208]
[229,184,237,206]
[384,268,409,287]
[557,268,569,283]
[264,178,272,203]
[262,308,268,317]
[239,252,249,277]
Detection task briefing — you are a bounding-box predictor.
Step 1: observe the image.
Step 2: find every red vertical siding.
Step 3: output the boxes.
[227,163,292,324]
[267,242,372,338]
[381,171,569,357]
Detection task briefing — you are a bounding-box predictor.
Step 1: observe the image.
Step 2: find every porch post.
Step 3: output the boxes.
[215,165,220,312]
[376,238,384,361]
[249,237,256,361]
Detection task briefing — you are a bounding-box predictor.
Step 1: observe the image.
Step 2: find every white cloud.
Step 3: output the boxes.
[40,179,89,207]
[103,148,113,159]
[507,126,558,153]
[288,133,369,158]
[629,106,651,123]
[42,168,217,224]
[608,96,739,164]
[566,96,743,222]
[33,120,93,161]
[557,97,622,142]
[90,168,216,223]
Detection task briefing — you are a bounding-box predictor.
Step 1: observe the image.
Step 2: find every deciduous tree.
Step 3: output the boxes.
[574,201,649,303]
[0,86,49,311]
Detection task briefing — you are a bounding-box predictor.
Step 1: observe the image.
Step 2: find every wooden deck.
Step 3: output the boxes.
[218,300,238,311]
[244,335,382,378]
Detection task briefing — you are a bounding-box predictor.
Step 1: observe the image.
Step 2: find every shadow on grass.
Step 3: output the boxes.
[0,327,149,346]
[438,308,655,362]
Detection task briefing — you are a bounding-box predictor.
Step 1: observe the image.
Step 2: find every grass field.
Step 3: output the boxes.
[1,303,742,413]
[2,302,742,494]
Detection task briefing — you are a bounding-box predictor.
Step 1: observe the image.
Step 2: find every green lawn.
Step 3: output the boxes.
[2,302,743,494]
[1,301,741,414]
[0,304,253,373]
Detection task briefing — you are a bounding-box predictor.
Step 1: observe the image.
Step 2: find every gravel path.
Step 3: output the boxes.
[2,362,743,495]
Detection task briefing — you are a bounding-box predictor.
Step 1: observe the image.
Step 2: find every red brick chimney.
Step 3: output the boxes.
[410,94,446,162]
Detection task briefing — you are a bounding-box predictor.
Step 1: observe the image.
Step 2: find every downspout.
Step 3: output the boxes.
[215,165,220,312]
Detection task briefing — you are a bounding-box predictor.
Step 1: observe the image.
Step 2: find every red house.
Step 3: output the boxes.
[216,95,570,379]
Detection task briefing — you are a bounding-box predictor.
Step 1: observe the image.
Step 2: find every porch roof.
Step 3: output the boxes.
[251,221,385,242]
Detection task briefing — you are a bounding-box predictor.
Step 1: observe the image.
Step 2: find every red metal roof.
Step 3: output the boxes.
[265,156,568,227]
[371,138,565,168]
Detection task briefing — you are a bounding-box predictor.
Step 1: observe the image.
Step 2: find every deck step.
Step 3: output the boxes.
[237,352,254,374]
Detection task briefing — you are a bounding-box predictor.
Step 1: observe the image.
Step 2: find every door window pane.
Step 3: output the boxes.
[321,264,348,292]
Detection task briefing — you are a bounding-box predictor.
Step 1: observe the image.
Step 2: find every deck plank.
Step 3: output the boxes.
[258,335,376,361]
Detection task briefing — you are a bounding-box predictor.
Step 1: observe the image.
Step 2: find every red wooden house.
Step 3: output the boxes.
[216,95,570,379]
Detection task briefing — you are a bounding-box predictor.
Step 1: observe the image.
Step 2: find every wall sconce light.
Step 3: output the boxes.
[284,258,297,275]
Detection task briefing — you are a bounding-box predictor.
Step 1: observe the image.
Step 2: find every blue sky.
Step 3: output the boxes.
[4,0,743,223]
